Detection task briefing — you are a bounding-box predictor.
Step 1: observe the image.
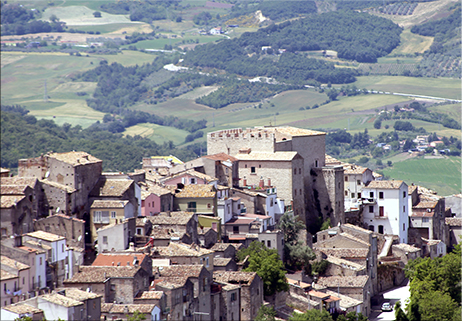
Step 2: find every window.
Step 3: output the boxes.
[205,257,209,267]
[345,191,348,196]
[233,226,239,234]
[187,202,197,213]
[103,236,108,244]
[62,244,65,252]
[369,206,374,213]
[294,189,297,196]
[111,211,116,219]
[351,193,355,198]
[294,168,297,175]
[259,164,261,168]
[403,223,405,231]
[136,228,142,235]
[369,192,374,198]
[403,191,407,198]
[245,164,247,168]
[344,176,348,182]
[358,193,361,199]
[94,211,102,223]
[190,178,196,184]
[299,168,301,175]
[231,292,237,301]
[357,180,361,185]
[403,206,406,213]
[379,206,384,217]
[379,192,384,199]
[299,189,302,195]
[422,218,429,223]
[267,240,271,248]
[378,225,384,234]
[251,167,256,174]
[40,257,42,265]
[22,277,25,285]
[315,160,319,167]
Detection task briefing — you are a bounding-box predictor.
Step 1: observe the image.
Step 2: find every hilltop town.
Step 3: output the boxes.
[1,125,460,320]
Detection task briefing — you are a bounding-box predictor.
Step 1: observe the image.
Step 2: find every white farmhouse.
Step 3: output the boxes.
[362,180,409,243]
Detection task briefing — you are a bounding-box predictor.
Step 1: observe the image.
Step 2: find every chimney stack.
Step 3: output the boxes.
[259,177,264,189]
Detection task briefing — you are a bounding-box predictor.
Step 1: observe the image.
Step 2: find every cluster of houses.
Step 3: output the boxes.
[1,126,460,320]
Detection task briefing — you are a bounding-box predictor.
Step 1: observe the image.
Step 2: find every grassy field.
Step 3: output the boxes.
[353,76,461,100]
[387,29,433,55]
[121,35,224,50]
[1,51,157,127]
[41,6,136,26]
[123,123,190,145]
[382,155,461,196]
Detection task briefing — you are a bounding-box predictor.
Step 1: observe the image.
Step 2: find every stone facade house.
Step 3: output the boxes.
[92,253,153,278]
[1,183,37,237]
[152,243,214,272]
[101,303,160,321]
[145,212,199,245]
[213,258,237,271]
[210,243,237,259]
[63,266,149,304]
[154,276,194,321]
[213,271,263,321]
[56,287,102,321]
[198,227,218,249]
[1,256,31,307]
[17,151,103,217]
[34,214,85,249]
[140,183,173,216]
[446,217,462,248]
[90,200,135,243]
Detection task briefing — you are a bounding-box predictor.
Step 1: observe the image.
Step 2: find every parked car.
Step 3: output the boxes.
[381,302,393,312]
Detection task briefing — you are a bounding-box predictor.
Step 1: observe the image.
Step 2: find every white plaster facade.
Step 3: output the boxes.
[362,181,409,243]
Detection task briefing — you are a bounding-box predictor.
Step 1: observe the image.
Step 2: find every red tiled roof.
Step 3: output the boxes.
[92,253,147,267]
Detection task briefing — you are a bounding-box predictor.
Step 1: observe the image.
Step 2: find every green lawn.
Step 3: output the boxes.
[121,35,224,50]
[382,155,461,196]
[388,29,433,55]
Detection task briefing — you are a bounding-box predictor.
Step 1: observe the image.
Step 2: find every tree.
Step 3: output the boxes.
[327,89,338,101]
[238,241,288,296]
[255,305,276,321]
[395,301,409,321]
[290,309,334,321]
[127,310,146,321]
[49,14,59,22]
[93,11,102,18]
[279,212,315,271]
[374,119,382,129]
[337,311,368,321]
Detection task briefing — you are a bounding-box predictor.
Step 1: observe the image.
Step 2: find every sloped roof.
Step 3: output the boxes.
[159,265,205,278]
[40,293,83,307]
[1,269,18,281]
[163,169,217,183]
[136,291,164,300]
[93,179,133,197]
[64,266,142,283]
[47,151,101,166]
[446,217,462,227]
[1,303,43,315]
[214,258,232,267]
[0,185,29,195]
[0,177,38,188]
[1,256,30,271]
[366,180,404,189]
[174,184,216,198]
[58,287,102,300]
[90,200,129,209]
[213,271,257,285]
[155,276,189,289]
[25,230,65,242]
[92,253,147,267]
[155,242,213,257]
[203,153,238,162]
[0,195,25,208]
[145,211,194,225]
[210,243,235,252]
[40,179,76,193]
[101,303,157,314]
[318,275,369,288]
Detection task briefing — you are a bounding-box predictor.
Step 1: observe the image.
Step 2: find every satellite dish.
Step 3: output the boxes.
[45,171,50,178]
[56,207,60,213]
[78,235,82,242]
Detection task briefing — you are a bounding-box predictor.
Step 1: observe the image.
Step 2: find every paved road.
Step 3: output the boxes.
[369,283,410,321]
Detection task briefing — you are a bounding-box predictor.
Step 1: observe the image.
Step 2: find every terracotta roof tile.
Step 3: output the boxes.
[446,217,462,227]
[210,243,234,252]
[163,169,217,183]
[316,248,369,259]
[203,153,238,162]
[90,200,129,209]
[317,275,369,288]
[64,266,141,283]
[137,291,164,300]
[155,276,189,289]
[101,303,157,314]
[0,195,25,208]
[1,256,30,271]
[40,293,83,307]
[58,287,102,300]
[213,271,257,285]
[159,265,204,278]
[92,253,146,267]
[94,179,133,197]
[40,179,76,193]
[155,242,213,257]
[326,256,365,271]
[214,258,232,267]
[0,177,38,188]
[25,230,65,242]
[2,303,42,315]
[145,212,194,225]
[366,180,404,189]
[1,269,17,281]
[0,185,29,195]
[174,184,216,198]
[392,243,420,253]
[324,290,362,309]
[47,151,102,166]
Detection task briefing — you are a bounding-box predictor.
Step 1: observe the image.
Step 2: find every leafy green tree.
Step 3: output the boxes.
[374,119,382,129]
[255,304,276,321]
[327,89,338,101]
[127,310,146,321]
[289,309,334,321]
[395,301,409,321]
[337,311,368,321]
[93,11,102,18]
[237,241,288,296]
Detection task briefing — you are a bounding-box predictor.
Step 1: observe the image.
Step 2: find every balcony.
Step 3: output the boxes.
[374,214,388,219]
[362,198,376,205]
